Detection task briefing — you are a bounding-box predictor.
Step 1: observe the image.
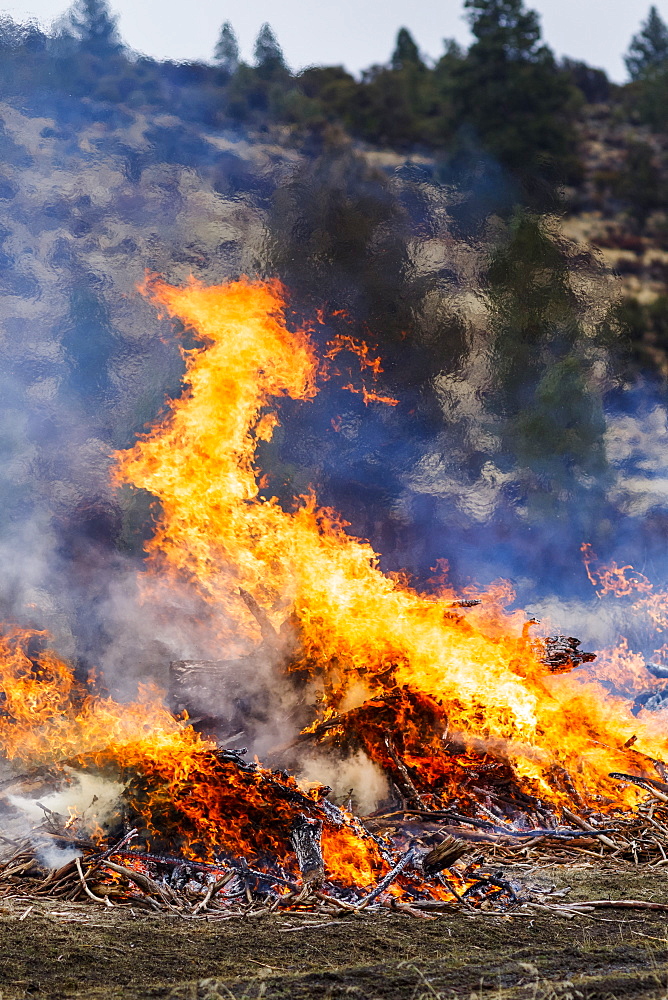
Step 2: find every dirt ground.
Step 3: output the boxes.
[1,863,668,1000]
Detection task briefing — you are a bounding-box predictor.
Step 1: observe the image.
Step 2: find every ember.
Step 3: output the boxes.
[3,277,668,919]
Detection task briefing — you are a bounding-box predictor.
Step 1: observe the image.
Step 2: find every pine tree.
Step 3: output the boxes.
[214,21,239,74]
[391,28,423,70]
[486,210,609,521]
[453,0,580,186]
[466,0,542,55]
[64,0,123,57]
[253,23,286,75]
[625,6,668,81]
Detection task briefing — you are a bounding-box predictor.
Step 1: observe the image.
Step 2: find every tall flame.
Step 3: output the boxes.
[111,277,668,810]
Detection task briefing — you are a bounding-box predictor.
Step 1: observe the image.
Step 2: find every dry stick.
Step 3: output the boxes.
[640,810,668,837]
[102,860,181,912]
[0,859,35,880]
[32,861,79,896]
[561,807,617,850]
[391,901,437,919]
[238,587,281,646]
[523,903,578,920]
[313,891,358,912]
[609,772,668,804]
[93,828,138,863]
[279,919,341,932]
[75,857,112,907]
[191,871,236,915]
[383,738,427,809]
[356,847,419,909]
[566,899,668,912]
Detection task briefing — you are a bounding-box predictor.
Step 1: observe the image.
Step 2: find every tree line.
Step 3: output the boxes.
[0,0,666,196]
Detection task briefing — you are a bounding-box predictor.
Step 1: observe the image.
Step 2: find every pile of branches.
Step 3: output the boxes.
[3,823,668,923]
[0,820,508,920]
[367,772,668,868]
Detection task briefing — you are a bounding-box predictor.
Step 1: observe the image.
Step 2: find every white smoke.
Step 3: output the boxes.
[7,768,125,830]
[2,768,125,868]
[298,750,389,816]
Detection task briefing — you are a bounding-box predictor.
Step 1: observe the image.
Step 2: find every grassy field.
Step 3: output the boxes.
[1,863,668,999]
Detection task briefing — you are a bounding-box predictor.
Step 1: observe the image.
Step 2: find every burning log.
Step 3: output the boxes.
[383,736,427,809]
[419,835,470,875]
[533,635,596,674]
[609,772,668,803]
[290,814,324,885]
[356,847,420,908]
[238,588,281,648]
[168,656,259,729]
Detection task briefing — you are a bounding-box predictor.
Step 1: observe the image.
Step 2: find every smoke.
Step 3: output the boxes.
[297,751,389,816]
[2,768,125,867]
[0,95,280,692]
[0,80,667,782]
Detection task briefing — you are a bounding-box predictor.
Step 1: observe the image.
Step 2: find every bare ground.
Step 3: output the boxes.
[1,863,668,1000]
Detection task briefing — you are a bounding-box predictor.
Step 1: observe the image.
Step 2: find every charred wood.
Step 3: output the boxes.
[533,635,596,674]
[356,846,419,908]
[609,772,668,803]
[561,806,617,848]
[290,814,324,885]
[238,588,281,648]
[419,835,470,875]
[383,737,427,809]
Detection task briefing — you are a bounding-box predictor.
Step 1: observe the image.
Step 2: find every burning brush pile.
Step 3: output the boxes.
[3,278,668,922]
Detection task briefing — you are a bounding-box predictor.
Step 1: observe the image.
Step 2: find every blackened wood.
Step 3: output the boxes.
[534,635,595,674]
[420,835,470,875]
[290,814,324,884]
[384,737,427,809]
[356,846,419,907]
[168,655,259,727]
[238,588,281,647]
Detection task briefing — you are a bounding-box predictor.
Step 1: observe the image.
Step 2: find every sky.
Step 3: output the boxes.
[2,0,664,82]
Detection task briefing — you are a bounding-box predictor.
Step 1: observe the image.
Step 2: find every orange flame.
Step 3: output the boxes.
[0,626,386,882]
[5,277,668,891]
[110,277,668,810]
[580,542,654,598]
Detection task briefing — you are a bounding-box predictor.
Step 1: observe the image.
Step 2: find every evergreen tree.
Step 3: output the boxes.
[64,0,123,57]
[452,0,580,188]
[624,6,668,130]
[253,23,286,76]
[486,210,609,518]
[214,21,239,74]
[625,6,668,81]
[391,28,423,70]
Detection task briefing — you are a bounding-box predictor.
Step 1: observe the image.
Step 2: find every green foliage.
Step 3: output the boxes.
[298,66,359,122]
[624,6,668,130]
[391,28,423,70]
[612,140,666,227]
[561,58,611,104]
[625,6,668,80]
[452,0,581,187]
[214,21,239,74]
[614,294,668,373]
[63,0,123,57]
[253,23,287,78]
[486,211,609,505]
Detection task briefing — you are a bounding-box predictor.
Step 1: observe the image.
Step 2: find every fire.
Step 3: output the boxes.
[0,626,386,884]
[4,276,668,893]
[580,542,654,598]
[111,277,668,811]
[0,626,183,766]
